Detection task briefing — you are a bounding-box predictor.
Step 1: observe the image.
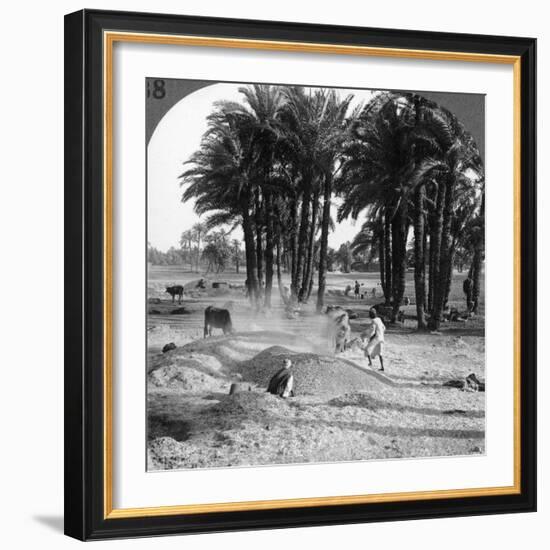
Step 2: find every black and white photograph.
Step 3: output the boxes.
[146,79,486,471]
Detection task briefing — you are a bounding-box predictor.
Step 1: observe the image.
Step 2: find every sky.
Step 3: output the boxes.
[147,82,376,251]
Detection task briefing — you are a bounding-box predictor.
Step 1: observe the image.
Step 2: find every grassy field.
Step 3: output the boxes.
[146,264,485,470]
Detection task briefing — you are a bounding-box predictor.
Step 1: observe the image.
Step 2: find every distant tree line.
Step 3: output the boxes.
[148,227,244,274]
[147,245,186,266]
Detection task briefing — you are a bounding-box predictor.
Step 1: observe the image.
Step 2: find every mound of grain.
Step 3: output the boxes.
[180,339,250,366]
[209,391,288,418]
[238,346,388,397]
[177,331,315,367]
[148,364,227,392]
[148,351,225,376]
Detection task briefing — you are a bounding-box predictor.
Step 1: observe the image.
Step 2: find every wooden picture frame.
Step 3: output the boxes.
[64,9,536,541]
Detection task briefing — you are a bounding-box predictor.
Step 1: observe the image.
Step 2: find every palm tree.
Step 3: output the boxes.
[278,87,318,301]
[339,92,484,328]
[191,222,206,272]
[338,93,416,319]
[279,87,353,304]
[463,189,485,314]
[179,229,195,270]
[216,85,285,309]
[314,91,354,311]
[231,239,241,273]
[420,115,483,329]
[180,106,260,304]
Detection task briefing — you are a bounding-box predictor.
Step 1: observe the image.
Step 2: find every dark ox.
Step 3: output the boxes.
[204,306,234,338]
[165,285,184,304]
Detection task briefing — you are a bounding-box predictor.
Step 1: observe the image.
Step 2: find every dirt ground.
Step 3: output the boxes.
[147,266,485,470]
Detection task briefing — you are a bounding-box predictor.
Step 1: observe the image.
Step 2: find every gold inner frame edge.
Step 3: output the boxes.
[103,30,522,520]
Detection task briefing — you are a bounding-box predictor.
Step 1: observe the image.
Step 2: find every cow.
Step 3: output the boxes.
[325,306,351,353]
[165,285,184,304]
[204,306,234,338]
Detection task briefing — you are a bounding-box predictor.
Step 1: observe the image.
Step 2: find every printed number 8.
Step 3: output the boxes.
[147,79,166,99]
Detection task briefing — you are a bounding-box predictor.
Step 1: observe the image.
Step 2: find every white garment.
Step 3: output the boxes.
[366,317,385,358]
[369,317,386,342]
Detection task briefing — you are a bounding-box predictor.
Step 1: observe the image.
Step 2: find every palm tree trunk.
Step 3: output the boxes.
[384,210,393,305]
[275,234,289,305]
[472,193,485,314]
[196,230,202,273]
[264,190,274,309]
[428,181,446,330]
[284,245,290,273]
[301,186,319,300]
[254,187,264,287]
[431,175,455,329]
[443,238,457,309]
[241,194,259,306]
[378,233,386,300]
[413,185,427,330]
[472,246,482,314]
[295,176,312,302]
[391,205,408,322]
[289,197,299,297]
[316,173,332,312]
[424,217,431,313]
[436,178,455,319]
[428,227,435,313]
[306,267,315,300]
[187,237,193,270]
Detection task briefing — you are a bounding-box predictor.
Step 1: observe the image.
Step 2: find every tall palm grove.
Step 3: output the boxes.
[180,85,485,331]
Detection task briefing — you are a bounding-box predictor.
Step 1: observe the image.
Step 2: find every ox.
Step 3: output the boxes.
[204,306,234,338]
[165,285,184,304]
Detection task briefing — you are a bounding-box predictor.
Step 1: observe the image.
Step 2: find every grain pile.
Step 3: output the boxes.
[206,392,290,429]
[148,347,233,392]
[148,364,228,392]
[148,350,225,376]
[238,345,389,397]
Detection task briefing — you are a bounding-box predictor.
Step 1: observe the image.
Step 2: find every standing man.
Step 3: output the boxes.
[362,307,386,371]
[354,280,360,300]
